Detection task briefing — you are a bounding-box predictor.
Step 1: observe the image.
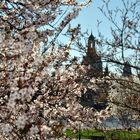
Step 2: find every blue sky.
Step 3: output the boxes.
[71,0,123,37]
[68,0,139,73]
[55,0,139,74]
[72,0,105,35]
[58,0,126,48]
[66,0,113,59]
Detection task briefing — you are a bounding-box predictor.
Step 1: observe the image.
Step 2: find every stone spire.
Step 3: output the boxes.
[104,64,109,77]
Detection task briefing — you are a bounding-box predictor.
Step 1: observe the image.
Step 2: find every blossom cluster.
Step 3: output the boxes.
[0,0,112,139]
[0,35,110,139]
[108,76,140,128]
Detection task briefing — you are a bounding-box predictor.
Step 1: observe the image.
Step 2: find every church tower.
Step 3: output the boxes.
[80,33,108,109]
[122,62,132,77]
[82,33,103,77]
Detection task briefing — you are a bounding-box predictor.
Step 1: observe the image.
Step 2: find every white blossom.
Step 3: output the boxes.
[0,123,13,134]
[15,115,28,129]
[29,125,39,135]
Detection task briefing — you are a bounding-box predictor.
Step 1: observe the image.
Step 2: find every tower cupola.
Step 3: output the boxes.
[82,33,103,77]
[88,33,95,48]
